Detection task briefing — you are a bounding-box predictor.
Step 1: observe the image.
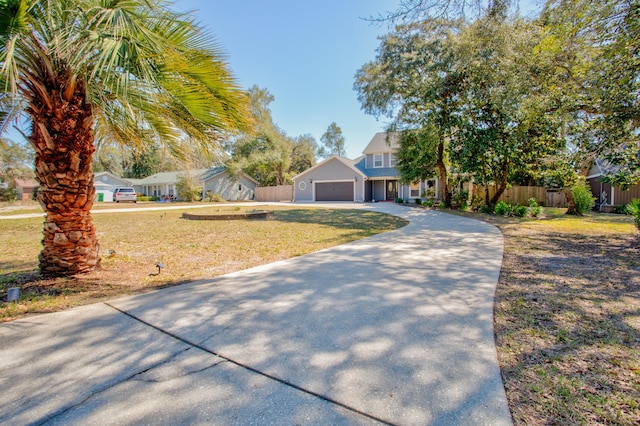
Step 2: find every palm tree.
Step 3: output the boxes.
[0,0,250,277]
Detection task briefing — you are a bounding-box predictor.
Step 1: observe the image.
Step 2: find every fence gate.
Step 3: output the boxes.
[255,185,293,202]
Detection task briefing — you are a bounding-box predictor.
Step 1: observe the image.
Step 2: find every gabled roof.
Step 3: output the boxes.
[362,132,400,155]
[13,178,39,188]
[353,155,399,179]
[201,166,260,185]
[136,169,209,185]
[588,158,623,178]
[94,171,132,186]
[292,155,366,180]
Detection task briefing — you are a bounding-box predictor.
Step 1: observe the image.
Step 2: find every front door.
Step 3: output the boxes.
[386,180,398,201]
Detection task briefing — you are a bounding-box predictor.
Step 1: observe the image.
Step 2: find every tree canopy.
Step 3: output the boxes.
[318,122,346,158]
[227,85,317,186]
[356,0,639,208]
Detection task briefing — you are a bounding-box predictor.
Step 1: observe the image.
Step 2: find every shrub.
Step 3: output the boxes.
[480,204,493,214]
[513,204,528,217]
[136,195,154,202]
[528,197,541,218]
[395,197,403,203]
[452,190,469,205]
[471,192,485,211]
[571,181,596,214]
[0,186,17,202]
[495,201,510,216]
[423,199,434,207]
[415,198,422,205]
[625,199,640,229]
[205,191,224,202]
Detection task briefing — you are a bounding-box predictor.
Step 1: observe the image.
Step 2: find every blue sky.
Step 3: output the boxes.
[4,1,543,161]
[174,0,402,159]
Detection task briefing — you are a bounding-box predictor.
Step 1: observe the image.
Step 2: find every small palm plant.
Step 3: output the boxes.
[625,199,640,230]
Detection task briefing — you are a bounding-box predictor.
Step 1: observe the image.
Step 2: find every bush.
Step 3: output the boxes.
[625,199,640,229]
[494,201,510,216]
[415,198,422,205]
[528,197,541,218]
[513,204,528,217]
[452,190,469,205]
[423,199,434,207]
[571,181,596,215]
[480,204,493,214]
[395,197,403,203]
[136,195,154,202]
[0,187,17,202]
[205,191,224,202]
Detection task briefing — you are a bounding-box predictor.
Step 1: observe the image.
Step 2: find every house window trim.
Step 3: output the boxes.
[390,154,397,168]
[410,181,421,198]
[373,153,383,168]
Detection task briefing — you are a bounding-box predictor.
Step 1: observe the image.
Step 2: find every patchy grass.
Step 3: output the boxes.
[449,207,640,425]
[0,206,407,321]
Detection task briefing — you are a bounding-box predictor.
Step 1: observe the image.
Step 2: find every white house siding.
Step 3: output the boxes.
[94,172,133,202]
[294,158,364,202]
[203,172,256,201]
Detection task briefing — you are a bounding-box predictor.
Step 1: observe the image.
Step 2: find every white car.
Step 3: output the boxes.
[113,187,137,203]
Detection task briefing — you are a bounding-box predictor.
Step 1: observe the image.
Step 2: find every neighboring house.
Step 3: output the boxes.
[587,159,640,209]
[293,132,439,202]
[14,178,39,201]
[133,169,208,199]
[93,171,134,202]
[201,166,258,201]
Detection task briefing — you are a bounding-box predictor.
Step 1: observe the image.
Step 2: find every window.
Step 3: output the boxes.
[410,182,420,197]
[374,154,383,168]
[390,154,397,167]
[298,181,307,191]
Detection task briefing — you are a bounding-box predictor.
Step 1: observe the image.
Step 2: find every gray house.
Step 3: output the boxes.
[293,132,440,202]
[201,167,258,201]
[93,171,134,202]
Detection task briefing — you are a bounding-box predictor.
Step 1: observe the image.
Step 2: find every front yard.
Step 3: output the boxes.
[0,205,407,321]
[464,208,639,425]
[1,201,638,423]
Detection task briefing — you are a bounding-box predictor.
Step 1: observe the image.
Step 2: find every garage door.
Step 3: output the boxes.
[316,182,353,201]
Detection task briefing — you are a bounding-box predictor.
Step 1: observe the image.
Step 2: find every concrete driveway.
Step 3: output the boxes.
[0,203,511,425]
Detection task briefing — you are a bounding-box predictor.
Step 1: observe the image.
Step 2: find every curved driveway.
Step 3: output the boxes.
[0,203,511,425]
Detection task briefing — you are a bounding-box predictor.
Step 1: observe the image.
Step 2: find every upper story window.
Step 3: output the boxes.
[390,154,397,167]
[373,154,383,168]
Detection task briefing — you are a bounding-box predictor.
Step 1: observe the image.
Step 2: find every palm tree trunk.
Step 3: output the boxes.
[29,76,101,276]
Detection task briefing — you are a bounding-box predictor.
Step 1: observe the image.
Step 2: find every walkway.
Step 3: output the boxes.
[0,203,511,425]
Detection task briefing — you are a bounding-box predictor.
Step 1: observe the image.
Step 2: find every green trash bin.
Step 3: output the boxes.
[97,193,104,202]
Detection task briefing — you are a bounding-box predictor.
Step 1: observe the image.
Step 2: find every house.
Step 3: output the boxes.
[201,167,258,201]
[14,178,39,201]
[293,132,439,202]
[587,159,640,210]
[93,171,134,202]
[132,169,208,199]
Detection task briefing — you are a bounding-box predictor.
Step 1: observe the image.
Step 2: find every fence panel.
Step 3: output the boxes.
[546,191,568,208]
[255,185,293,202]
[486,185,546,206]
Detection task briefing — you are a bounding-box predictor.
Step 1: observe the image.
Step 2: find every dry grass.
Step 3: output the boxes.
[0,205,408,321]
[450,207,640,425]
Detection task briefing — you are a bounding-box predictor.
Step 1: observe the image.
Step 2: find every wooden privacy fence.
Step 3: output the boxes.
[255,185,293,202]
[484,185,567,207]
[545,190,568,208]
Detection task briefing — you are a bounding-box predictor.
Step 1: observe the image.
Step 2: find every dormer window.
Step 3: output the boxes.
[374,154,383,168]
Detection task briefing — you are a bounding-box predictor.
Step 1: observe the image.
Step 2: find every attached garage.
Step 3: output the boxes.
[315,181,354,201]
